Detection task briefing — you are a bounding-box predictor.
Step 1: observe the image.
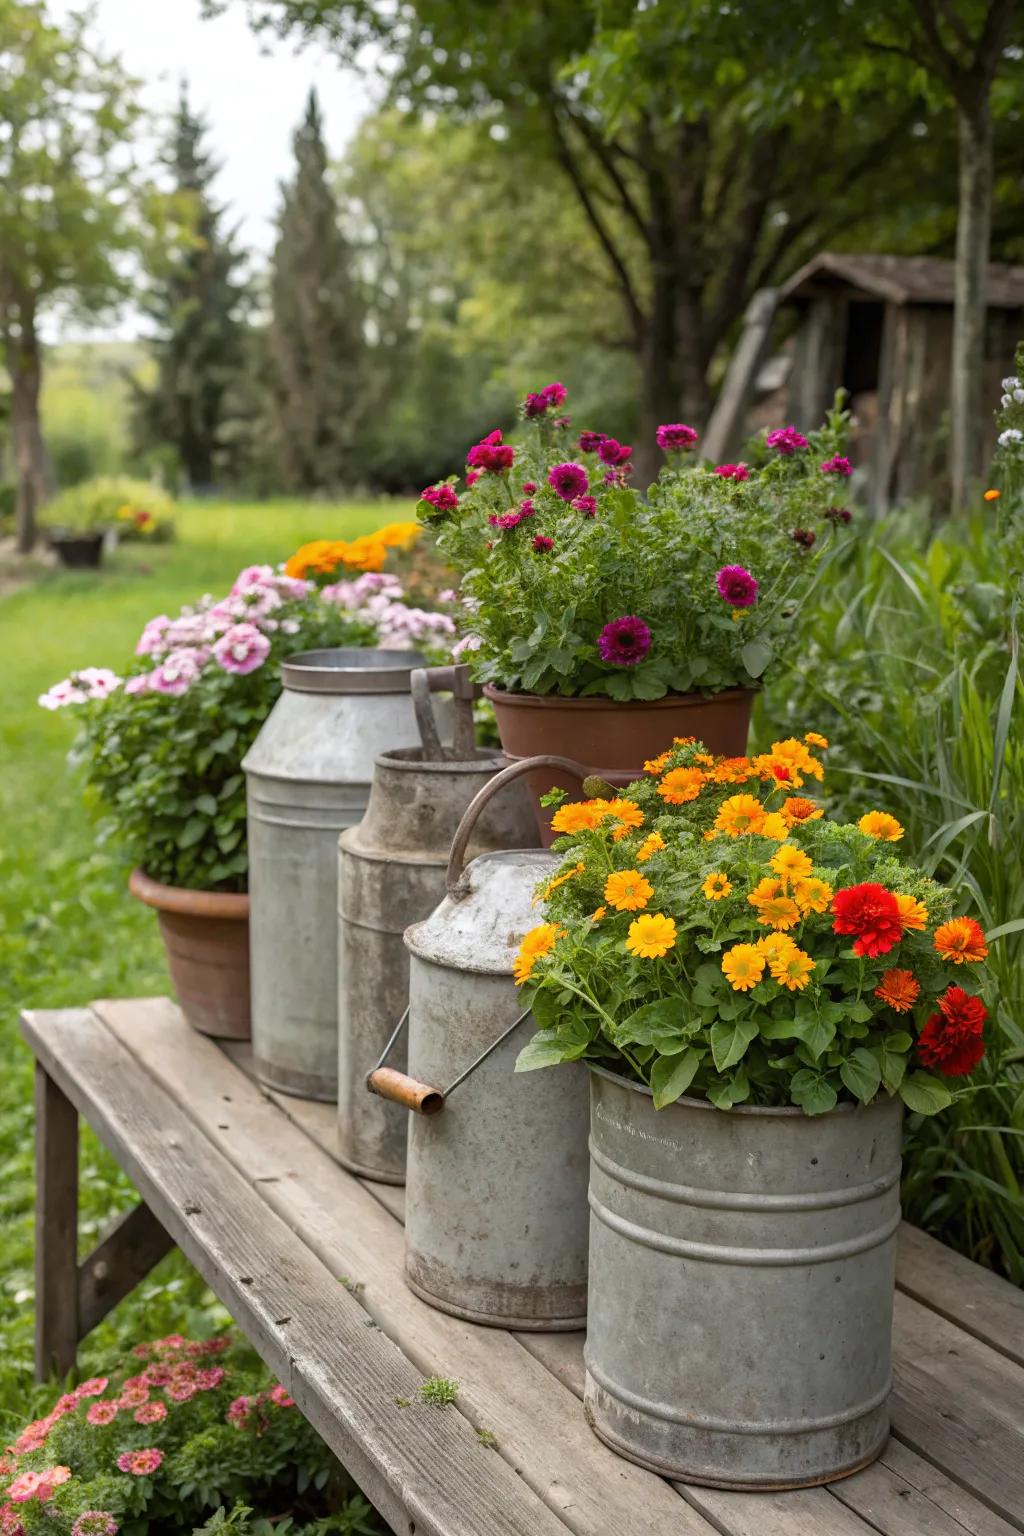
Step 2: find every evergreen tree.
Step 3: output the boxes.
[268,88,364,491]
[133,86,248,489]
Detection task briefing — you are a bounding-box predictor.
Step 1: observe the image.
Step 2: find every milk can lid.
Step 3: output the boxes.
[281,648,427,694]
[405,849,557,975]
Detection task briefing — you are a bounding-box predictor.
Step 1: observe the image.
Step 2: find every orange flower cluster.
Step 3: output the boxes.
[284,522,421,580]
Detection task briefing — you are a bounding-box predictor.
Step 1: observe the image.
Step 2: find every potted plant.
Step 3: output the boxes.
[38,526,455,1039]
[512,734,992,1488]
[418,385,853,838]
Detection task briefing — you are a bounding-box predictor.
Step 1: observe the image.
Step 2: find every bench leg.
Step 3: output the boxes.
[35,1063,79,1381]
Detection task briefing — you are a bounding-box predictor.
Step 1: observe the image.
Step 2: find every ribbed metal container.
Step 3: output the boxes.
[401,846,591,1328]
[243,648,442,1101]
[585,1066,902,1488]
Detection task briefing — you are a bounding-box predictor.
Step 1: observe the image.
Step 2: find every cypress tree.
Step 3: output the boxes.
[269,88,364,491]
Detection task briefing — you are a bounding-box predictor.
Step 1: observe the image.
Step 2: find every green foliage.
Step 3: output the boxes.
[417,1378,458,1407]
[40,478,177,542]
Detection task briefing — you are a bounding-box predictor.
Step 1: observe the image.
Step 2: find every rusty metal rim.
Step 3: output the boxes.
[589,1061,894,1119]
[405,1273,588,1331]
[482,683,759,710]
[128,868,249,920]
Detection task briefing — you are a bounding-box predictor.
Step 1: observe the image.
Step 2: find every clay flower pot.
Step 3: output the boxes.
[483,685,755,844]
[129,869,250,1040]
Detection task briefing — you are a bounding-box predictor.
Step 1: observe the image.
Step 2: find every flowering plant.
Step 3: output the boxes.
[0,1332,381,1536]
[418,385,853,699]
[39,533,455,892]
[40,478,177,543]
[513,734,992,1115]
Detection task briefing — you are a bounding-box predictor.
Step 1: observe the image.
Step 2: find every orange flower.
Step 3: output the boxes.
[712,757,754,784]
[658,767,706,805]
[513,922,564,984]
[604,869,654,912]
[715,794,766,836]
[375,520,421,550]
[756,932,797,963]
[722,943,765,991]
[590,905,606,923]
[537,861,585,902]
[858,811,904,842]
[769,946,815,991]
[644,751,671,775]
[984,488,1001,502]
[759,813,790,840]
[672,735,696,746]
[747,877,801,929]
[338,534,389,571]
[894,892,929,932]
[625,912,677,958]
[770,845,813,883]
[934,916,988,965]
[874,968,920,1012]
[793,876,834,915]
[606,799,644,840]
[781,796,823,825]
[804,732,829,749]
[702,872,732,900]
[550,800,609,835]
[636,831,665,862]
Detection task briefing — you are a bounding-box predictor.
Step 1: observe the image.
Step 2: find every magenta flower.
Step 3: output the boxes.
[116,1449,163,1477]
[521,480,537,493]
[765,426,809,455]
[716,565,759,607]
[578,430,606,453]
[532,535,554,553]
[466,429,514,473]
[72,1515,119,1536]
[522,381,567,418]
[820,455,852,476]
[597,616,652,666]
[212,624,270,676]
[420,483,459,510]
[133,1402,167,1425]
[597,437,632,466]
[268,1384,295,1408]
[465,469,481,488]
[790,527,816,548]
[656,423,698,452]
[495,511,523,530]
[572,495,597,516]
[227,1395,253,1427]
[519,498,536,518]
[547,461,589,500]
[523,391,548,418]
[542,381,567,407]
[713,463,750,481]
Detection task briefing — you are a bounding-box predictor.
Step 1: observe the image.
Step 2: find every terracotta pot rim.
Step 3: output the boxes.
[589,1063,898,1120]
[483,684,758,711]
[129,867,250,920]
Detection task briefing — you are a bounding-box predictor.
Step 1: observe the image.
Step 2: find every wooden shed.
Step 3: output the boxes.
[778,252,1024,510]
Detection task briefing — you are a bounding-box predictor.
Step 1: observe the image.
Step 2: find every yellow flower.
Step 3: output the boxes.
[769,946,815,991]
[703,829,719,841]
[636,831,665,862]
[770,845,814,883]
[550,800,609,835]
[714,794,766,837]
[804,732,829,749]
[672,736,696,746]
[693,752,716,766]
[894,892,929,932]
[749,875,785,904]
[793,876,834,915]
[858,811,904,842]
[606,799,644,840]
[644,751,671,775]
[722,943,765,991]
[537,861,585,902]
[984,488,1001,502]
[657,767,706,805]
[702,872,732,900]
[753,752,804,790]
[759,813,790,841]
[590,905,606,922]
[375,520,422,550]
[780,796,823,825]
[757,895,801,930]
[512,922,564,985]
[756,932,798,962]
[604,869,654,912]
[626,913,677,958]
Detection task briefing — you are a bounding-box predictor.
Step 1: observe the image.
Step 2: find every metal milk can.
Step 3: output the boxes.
[243,648,446,1101]
[368,755,591,1330]
[336,664,537,1183]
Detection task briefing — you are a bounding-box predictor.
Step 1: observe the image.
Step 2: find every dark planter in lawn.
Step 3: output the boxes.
[48,531,105,569]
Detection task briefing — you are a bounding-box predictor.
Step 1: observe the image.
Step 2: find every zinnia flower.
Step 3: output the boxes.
[716,565,759,607]
[766,425,809,454]
[721,943,765,991]
[713,463,749,481]
[72,1514,119,1536]
[604,869,654,912]
[625,913,676,958]
[116,1449,163,1477]
[268,1384,295,1408]
[656,423,698,452]
[597,438,632,466]
[547,461,589,500]
[572,494,597,516]
[875,969,920,1013]
[934,916,988,965]
[858,811,904,842]
[821,455,853,476]
[466,429,514,472]
[513,922,564,984]
[134,1402,167,1425]
[702,872,732,900]
[420,483,458,511]
[917,986,987,1075]
[597,615,651,666]
[714,794,766,836]
[577,431,606,453]
[658,766,705,804]
[86,1402,118,1426]
[74,1378,109,1399]
[831,883,903,958]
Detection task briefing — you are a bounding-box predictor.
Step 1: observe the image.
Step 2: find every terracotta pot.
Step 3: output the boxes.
[128,869,251,1040]
[483,684,755,845]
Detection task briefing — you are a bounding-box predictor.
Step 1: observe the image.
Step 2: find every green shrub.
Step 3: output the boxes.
[40,478,177,543]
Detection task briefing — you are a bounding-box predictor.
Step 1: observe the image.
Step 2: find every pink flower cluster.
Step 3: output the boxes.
[320,570,455,648]
[656,423,698,452]
[820,454,852,476]
[420,483,459,512]
[522,381,567,419]
[467,429,514,473]
[38,669,121,710]
[765,425,809,455]
[116,1449,163,1478]
[227,1383,294,1436]
[6,1465,71,1504]
[713,462,750,482]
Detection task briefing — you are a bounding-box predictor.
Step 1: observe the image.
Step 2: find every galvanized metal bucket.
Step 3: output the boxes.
[243,648,446,1101]
[585,1065,903,1488]
[368,756,592,1329]
[336,665,537,1183]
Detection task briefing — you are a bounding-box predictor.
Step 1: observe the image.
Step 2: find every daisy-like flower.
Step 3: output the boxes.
[756,932,797,962]
[751,889,801,930]
[590,906,606,922]
[858,811,904,842]
[72,1513,119,1536]
[804,732,829,748]
[538,861,585,901]
[934,916,988,965]
[74,1379,109,1399]
[268,1384,295,1408]
[512,923,564,984]
[86,1402,118,1426]
[134,1402,167,1425]
[874,969,920,1013]
[770,846,813,883]
[781,796,823,825]
[760,814,790,841]
[604,869,654,912]
[116,1449,163,1477]
[625,913,677,958]
[894,892,929,931]
[636,831,665,862]
[713,756,754,784]
[769,946,815,991]
[702,872,732,900]
[549,801,608,835]
[644,751,671,775]
[715,794,766,836]
[658,767,706,804]
[793,876,833,915]
[721,943,766,991]
[606,799,644,839]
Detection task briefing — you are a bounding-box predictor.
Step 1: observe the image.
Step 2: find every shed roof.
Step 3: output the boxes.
[781,252,1024,309]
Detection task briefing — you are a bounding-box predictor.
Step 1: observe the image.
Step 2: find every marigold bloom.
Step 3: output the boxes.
[893,892,929,931]
[658,766,706,804]
[550,801,608,835]
[538,861,585,901]
[702,872,732,900]
[793,876,833,915]
[754,754,802,789]
[715,794,766,836]
[917,985,987,1075]
[770,845,813,883]
[781,796,823,825]
[769,946,815,991]
[832,883,903,958]
[590,906,606,922]
[513,923,564,984]
[604,869,654,912]
[757,894,801,930]
[759,813,790,841]
[625,913,677,958]
[874,969,920,1013]
[712,756,754,784]
[984,488,1001,501]
[804,732,829,749]
[858,810,904,842]
[644,751,671,775]
[773,737,825,781]
[934,916,988,965]
[636,831,665,862]
[606,799,644,838]
[376,520,421,550]
[722,943,766,991]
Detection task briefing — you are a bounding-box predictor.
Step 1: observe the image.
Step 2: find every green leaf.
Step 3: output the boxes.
[514,1030,575,1072]
[707,1065,750,1109]
[617,999,692,1046]
[847,1000,873,1023]
[790,1069,839,1116]
[839,1048,882,1104]
[900,1072,953,1116]
[761,1012,835,1061]
[179,816,207,849]
[710,1016,759,1072]
[194,793,218,816]
[740,638,773,678]
[650,1048,700,1109]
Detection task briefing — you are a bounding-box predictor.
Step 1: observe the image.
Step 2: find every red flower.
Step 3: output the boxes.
[917,986,987,1076]
[532,535,554,553]
[466,429,514,473]
[831,882,902,957]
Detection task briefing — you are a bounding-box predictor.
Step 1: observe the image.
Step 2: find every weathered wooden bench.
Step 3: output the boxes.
[22,999,1024,1536]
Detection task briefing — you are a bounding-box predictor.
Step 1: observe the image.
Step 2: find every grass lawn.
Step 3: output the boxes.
[0,498,409,1431]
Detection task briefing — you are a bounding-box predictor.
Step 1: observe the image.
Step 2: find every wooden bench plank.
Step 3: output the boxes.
[834,1442,1022,1536]
[875,1442,1021,1536]
[22,1007,571,1536]
[894,1290,1024,1433]
[896,1225,1024,1370]
[95,997,720,1536]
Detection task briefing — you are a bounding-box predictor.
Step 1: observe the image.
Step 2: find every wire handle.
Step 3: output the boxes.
[366,1006,534,1115]
[445,753,588,898]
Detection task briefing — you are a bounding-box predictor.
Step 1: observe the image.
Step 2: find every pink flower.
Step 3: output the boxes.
[713,463,750,481]
[268,1385,295,1408]
[518,498,535,518]
[212,624,271,676]
[572,495,597,516]
[72,1513,119,1536]
[0,1504,25,1536]
[117,1384,149,1409]
[77,667,122,699]
[231,565,276,595]
[116,1449,162,1477]
[165,1380,197,1403]
[790,527,816,548]
[86,1402,118,1427]
[597,438,632,466]
[135,615,171,656]
[598,616,651,666]
[821,454,852,476]
[547,462,588,501]
[133,1403,167,1425]
[143,1366,171,1386]
[466,429,514,473]
[34,1469,71,1503]
[227,1396,253,1427]
[9,1468,70,1504]
[765,425,809,455]
[0,1459,15,1478]
[149,649,203,696]
[12,1422,51,1454]
[577,431,606,453]
[716,565,759,607]
[523,382,567,417]
[495,511,523,530]
[465,469,481,488]
[420,484,459,511]
[195,1367,226,1391]
[656,423,698,452]
[124,674,150,695]
[521,481,537,494]
[74,1379,109,1400]
[53,1394,80,1417]
[532,535,554,553]
[825,503,853,524]
[38,678,87,710]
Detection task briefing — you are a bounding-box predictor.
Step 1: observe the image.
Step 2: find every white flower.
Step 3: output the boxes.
[998,428,1023,446]
[1002,376,1020,391]
[1002,394,1013,408]
[38,679,87,710]
[1014,389,1024,404]
[77,667,122,699]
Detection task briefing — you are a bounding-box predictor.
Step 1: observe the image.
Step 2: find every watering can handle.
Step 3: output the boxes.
[445,753,589,897]
[411,664,479,762]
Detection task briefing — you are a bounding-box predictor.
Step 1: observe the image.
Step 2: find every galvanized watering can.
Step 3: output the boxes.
[368,755,591,1329]
[336,664,538,1183]
[243,648,449,1101]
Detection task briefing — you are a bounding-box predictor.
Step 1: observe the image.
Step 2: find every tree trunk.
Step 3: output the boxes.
[950,99,993,513]
[5,303,50,554]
